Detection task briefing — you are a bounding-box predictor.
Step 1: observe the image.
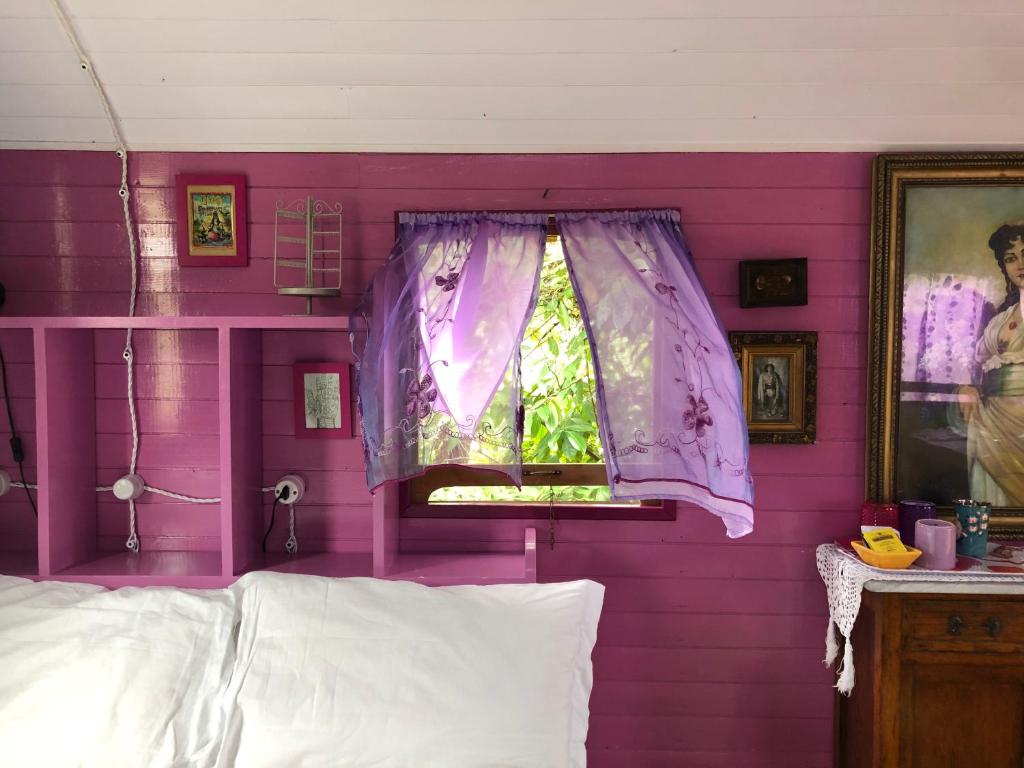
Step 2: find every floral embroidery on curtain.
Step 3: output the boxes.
[556,210,754,537]
[352,212,548,491]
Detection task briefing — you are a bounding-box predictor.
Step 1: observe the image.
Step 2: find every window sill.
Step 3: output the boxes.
[402,464,677,521]
[402,500,676,521]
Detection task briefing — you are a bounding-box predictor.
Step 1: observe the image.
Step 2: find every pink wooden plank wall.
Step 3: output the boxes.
[0,149,870,767]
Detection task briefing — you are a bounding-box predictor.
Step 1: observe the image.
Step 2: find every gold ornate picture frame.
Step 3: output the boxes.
[868,152,1024,538]
[730,331,817,444]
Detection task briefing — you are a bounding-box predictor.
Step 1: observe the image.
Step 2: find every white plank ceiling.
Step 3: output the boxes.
[1,0,1023,152]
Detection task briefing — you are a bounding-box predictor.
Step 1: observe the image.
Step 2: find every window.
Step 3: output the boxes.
[405,233,670,519]
[359,209,752,537]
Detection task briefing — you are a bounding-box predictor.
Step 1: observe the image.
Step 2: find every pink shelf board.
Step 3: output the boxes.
[0,316,350,331]
[0,551,39,576]
[248,551,373,578]
[53,550,225,588]
[385,547,536,586]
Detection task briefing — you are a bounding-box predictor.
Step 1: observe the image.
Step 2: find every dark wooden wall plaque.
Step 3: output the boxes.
[738,258,808,308]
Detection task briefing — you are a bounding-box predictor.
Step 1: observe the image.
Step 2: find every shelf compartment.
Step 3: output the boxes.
[221,327,263,577]
[385,533,537,586]
[97,328,222,557]
[374,478,539,586]
[0,328,37,576]
[37,328,97,576]
[227,326,369,578]
[39,327,224,581]
[52,550,224,589]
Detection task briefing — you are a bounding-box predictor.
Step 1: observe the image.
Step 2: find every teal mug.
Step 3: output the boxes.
[953,499,990,558]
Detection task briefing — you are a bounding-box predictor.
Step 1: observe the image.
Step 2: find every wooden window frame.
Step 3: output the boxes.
[403,464,674,520]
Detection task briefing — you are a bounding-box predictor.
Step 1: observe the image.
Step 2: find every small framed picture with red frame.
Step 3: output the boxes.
[293,362,352,439]
[176,174,248,266]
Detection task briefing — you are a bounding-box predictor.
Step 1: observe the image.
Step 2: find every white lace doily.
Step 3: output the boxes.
[815,543,1023,694]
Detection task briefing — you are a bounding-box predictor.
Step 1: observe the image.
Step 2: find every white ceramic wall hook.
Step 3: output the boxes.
[0,469,11,497]
[113,473,145,501]
[275,474,305,505]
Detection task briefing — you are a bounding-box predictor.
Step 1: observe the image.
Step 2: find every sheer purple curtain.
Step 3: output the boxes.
[353,212,547,491]
[557,210,754,537]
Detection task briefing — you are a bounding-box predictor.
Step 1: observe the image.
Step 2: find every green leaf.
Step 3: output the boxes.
[566,431,586,452]
[439,240,611,502]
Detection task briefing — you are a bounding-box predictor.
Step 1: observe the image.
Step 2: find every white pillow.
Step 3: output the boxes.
[218,573,605,768]
[0,575,238,768]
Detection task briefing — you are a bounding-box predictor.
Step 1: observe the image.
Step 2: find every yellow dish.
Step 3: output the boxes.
[850,540,922,570]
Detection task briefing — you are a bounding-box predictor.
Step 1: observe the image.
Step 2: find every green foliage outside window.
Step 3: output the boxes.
[430,240,612,503]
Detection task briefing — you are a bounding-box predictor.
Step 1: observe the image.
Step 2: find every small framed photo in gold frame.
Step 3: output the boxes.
[175,174,247,266]
[729,331,817,444]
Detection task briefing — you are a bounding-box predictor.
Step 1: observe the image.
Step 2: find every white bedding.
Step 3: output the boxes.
[218,574,604,768]
[0,575,237,768]
[0,572,604,768]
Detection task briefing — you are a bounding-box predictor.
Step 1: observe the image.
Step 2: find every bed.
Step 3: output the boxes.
[0,572,603,768]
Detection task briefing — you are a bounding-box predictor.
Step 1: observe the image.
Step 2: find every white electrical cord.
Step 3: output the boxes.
[47,2,309,552]
[142,486,218,504]
[93,485,289,504]
[50,0,144,551]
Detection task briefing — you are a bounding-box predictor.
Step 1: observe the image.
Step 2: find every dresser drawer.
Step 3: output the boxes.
[903,599,1024,653]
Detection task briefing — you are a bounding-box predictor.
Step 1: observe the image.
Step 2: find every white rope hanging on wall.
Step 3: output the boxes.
[49,0,232,551]
[286,508,299,555]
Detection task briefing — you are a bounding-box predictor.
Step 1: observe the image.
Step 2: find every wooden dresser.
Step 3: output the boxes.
[836,587,1024,768]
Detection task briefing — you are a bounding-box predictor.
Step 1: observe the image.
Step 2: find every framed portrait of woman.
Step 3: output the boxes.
[868,153,1024,537]
[729,331,817,444]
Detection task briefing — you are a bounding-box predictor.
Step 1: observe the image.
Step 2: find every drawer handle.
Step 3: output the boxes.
[984,617,1003,637]
[948,615,965,635]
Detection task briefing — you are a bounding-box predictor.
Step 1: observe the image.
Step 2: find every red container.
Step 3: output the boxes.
[860,501,899,529]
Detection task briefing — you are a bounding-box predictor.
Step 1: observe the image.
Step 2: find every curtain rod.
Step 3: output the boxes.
[392,209,683,239]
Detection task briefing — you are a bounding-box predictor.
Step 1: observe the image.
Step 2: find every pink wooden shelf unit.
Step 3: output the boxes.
[0,317,536,589]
